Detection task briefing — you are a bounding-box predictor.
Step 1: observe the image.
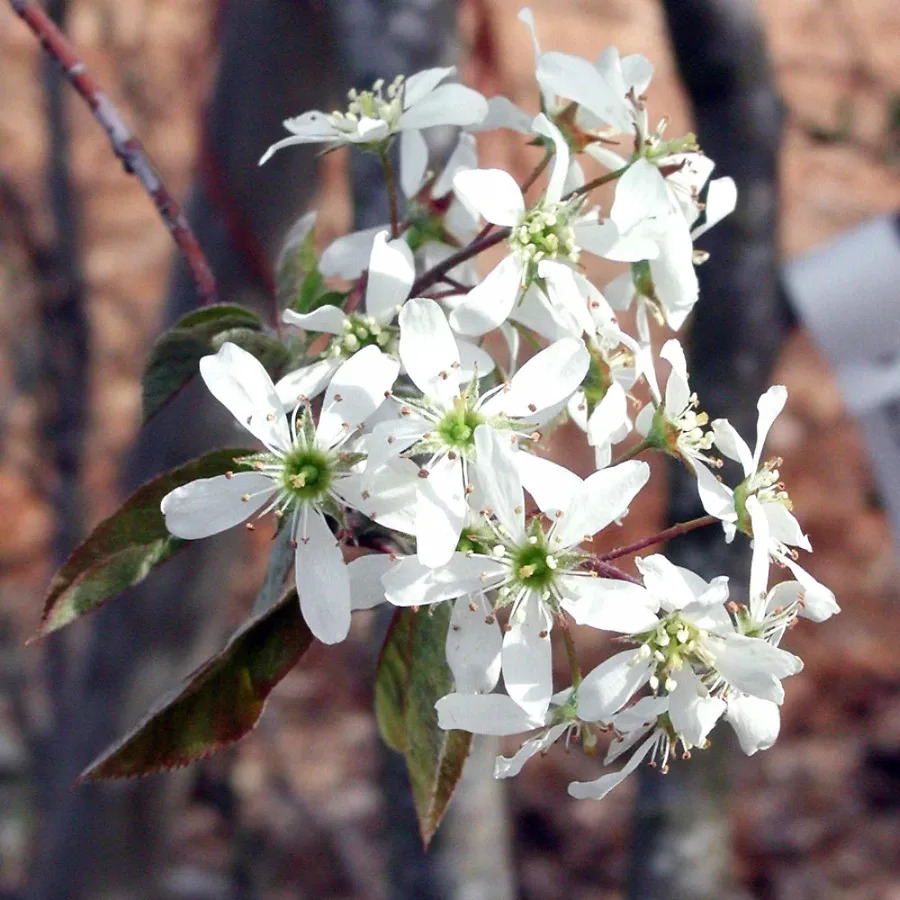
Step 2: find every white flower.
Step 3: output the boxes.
[703,386,840,622]
[160,342,398,644]
[276,231,414,406]
[448,115,605,338]
[436,687,583,778]
[383,427,650,718]
[636,338,718,473]
[367,297,589,568]
[259,67,487,164]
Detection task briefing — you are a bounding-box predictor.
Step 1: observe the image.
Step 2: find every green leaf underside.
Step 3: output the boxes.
[79,589,312,781]
[375,608,415,753]
[377,605,472,848]
[39,448,255,638]
[142,304,264,423]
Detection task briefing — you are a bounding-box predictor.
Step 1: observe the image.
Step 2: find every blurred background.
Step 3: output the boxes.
[0,0,898,897]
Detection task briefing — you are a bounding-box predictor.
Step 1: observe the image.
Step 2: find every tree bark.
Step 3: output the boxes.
[627,2,788,898]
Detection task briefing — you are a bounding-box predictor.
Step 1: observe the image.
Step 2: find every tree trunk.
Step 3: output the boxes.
[627,2,788,898]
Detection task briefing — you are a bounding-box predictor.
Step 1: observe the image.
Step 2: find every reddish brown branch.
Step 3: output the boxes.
[595,515,718,563]
[8,0,219,305]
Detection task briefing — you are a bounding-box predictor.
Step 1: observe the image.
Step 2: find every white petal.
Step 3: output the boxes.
[403,66,455,108]
[383,552,505,607]
[456,340,496,382]
[435,692,544,736]
[502,595,554,719]
[399,128,429,199]
[711,418,754,475]
[452,168,524,227]
[294,510,350,645]
[274,358,341,409]
[364,232,415,323]
[398,298,461,408]
[725,693,780,755]
[576,650,652,721]
[338,457,418,535]
[538,261,597,336]
[348,553,393,610]
[516,452,583,514]
[495,723,569,778]
[259,129,330,165]
[648,218,699,323]
[668,668,726,747]
[753,385,788,470]
[200,342,291,454]
[587,382,631,454]
[446,593,502,694]
[660,339,691,418]
[473,425,525,541]
[780,557,840,622]
[448,255,523,337]
[161,472,276,539]
[282,305,347,335]
[317,345,399,448]
[531,114,569,205]
[764,502,811,552]
[694,461,736,523]
[320,225,387,279]
[415,455,467,568]
[470,95,534,134]
[401,83,487,130]
[537,51,631,133]
[714,634,802,704]
[551,460,650,549]
[558,576,659,633]
[691,176,737,239]
[636,554,698,611]
[364,415,428,481]
[433,132,479,197]
[568,735,656,800]
[611,159,670,235]
[486,337,589,419]
[747,496,771,616]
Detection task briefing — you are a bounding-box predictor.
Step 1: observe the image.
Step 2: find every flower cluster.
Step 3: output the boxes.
[162,8,837,802]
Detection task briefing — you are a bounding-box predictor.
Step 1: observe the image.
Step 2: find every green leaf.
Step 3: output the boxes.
[405,605,472,846]
[142,304,265,423]
[38,448,255,638]
[375,605,472,847]
[79,590,312,781]
[212,327,291,373]
[276,213,328,314]
[374,608,414,753]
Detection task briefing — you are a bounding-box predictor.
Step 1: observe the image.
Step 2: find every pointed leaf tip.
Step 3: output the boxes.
[78,589,312,782]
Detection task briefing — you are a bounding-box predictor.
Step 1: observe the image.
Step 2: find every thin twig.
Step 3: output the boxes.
[580,559,642,584]
[410,228,509,296]
[379,147,400,239]
[595,514,718,563]
[7,0,219,305]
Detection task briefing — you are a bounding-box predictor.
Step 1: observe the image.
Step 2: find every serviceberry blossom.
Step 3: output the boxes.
[700,386,839,621]
[384,425,650,718]
[160,342,398,644]
[367,297,589,567]
[276,231,413,406]
[259,67,487,169]
[137,6,840,814]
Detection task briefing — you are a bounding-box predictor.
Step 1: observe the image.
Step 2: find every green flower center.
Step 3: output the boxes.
[327,313,394,359]
[281,447,332,502]
[327,76,405,136]
[509,202,579,271]
[512,542,557,590]
[437,405,483,452]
